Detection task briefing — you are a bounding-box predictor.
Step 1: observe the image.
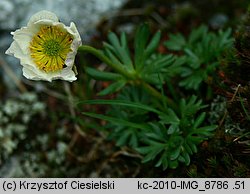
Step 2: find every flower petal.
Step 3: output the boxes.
[6,41,38,72]
[64,22,82,68]
[60,69,77,82]
[67,22,82,47]
[28,10,58,27]
[22,67,49,81]
[5,41,30,65]
[11,27,36,54]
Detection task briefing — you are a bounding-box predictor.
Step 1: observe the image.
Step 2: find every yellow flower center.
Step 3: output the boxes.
[29,26,73,73]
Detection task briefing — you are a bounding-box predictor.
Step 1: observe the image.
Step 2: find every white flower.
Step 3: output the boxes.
[5,10,82,82]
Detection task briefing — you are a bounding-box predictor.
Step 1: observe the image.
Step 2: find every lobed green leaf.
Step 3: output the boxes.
[85,67,123,81]
[82,112,151,130]
[98,80,126,96]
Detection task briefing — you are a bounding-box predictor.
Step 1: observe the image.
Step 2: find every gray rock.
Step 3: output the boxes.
[0,0,127,35]
[0,0,14,29]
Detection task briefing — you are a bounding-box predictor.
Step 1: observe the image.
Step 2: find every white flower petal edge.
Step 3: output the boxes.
[5,10,82,82]
[27,10,58,27]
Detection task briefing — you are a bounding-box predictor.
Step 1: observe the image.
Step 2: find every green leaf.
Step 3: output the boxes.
[141,74,164,85]
[116,130,131,146]
[134,24,150,71]
[179,95,203,118]
[79,99,161,114]
[169,160,178,169]
[85,67,123,81]
[179,69,205,90]
[195,125,217,133]
[108,125,141,148]
[107,32,133,69]
[182,151,191,165]
[103,44,124,67]
[98,80,126,96]
[155,156,163,167]
[184,48,201,68]
[143,54,174,74]
[167,124,179,134]
[82,112,151,130]
[188,25,208,45]
[162,154,169,170]
[149,122,168,137]
[115,129,140,147]
[193,112,206,129]
[161,55,187,77]
[120,32,131,58]
[145,30,161,57]
[183,143,193,155]
[138,143,165,163]
[145,130,166,142]
[186,140,198,153]
[217,28,233,48]
[170,146,181,160]
[178,155,186,163]
[164,33,186,51]
[159,108,180,125]
[130,132,139,148]
[155,151,168,169]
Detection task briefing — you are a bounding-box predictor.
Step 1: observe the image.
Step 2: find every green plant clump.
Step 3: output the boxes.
[79,23,233,170]
[165,25,233,90]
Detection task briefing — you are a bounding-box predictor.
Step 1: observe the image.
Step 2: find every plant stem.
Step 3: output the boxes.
[78,45,135,79]
[165,78,178,102]
[78,45,177,111]
[141,82,178,111]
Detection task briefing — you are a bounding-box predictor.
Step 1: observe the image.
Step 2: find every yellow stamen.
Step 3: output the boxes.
[29,26,73,73]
